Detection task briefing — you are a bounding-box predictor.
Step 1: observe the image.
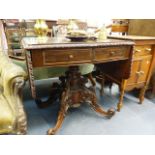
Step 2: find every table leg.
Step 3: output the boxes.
[47,90,69,135]
[85,87,115,118]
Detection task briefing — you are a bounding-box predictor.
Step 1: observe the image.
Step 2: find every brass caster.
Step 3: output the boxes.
[117,103,123,112]
[47,129,56,135]
[139,100,143,104]
[107,108,115,118]
[117,108,120,112]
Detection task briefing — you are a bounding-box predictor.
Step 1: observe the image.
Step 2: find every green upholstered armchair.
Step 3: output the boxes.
[0,52,94,135]
[0,51,27,134]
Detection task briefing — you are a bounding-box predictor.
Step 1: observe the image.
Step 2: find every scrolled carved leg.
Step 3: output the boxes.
[47,90,69,135]
[85,87,115,118]
[117,79,127,112]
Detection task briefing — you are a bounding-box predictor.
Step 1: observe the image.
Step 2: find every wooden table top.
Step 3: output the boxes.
[22,37,134,50]
[108,35,155,41]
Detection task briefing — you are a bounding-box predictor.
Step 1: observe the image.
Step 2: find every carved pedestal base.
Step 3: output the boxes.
[47,67,115,135]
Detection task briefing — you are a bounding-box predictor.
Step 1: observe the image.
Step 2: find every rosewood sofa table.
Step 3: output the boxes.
[22,37,134,135]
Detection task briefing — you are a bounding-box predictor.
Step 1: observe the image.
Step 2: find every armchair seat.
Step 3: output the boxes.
[0,94,15,134]
[12,59,94,80]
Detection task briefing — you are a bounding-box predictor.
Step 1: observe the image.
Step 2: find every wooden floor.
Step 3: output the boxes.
[23,79,155,135]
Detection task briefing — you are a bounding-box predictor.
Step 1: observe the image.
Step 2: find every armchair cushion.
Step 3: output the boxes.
[12,59,94,80]
[11,36,20,42]
[11,43,21,49]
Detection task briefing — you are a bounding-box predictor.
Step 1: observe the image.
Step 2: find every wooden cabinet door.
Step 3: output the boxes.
[127,60,140,85]
[137,56,152,83]
[127,56,152,85]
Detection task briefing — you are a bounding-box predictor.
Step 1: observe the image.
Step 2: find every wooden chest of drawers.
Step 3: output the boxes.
[133,45,152,58]
[94,35,155,111]
[107,35,155,104]
[126,45,153,88]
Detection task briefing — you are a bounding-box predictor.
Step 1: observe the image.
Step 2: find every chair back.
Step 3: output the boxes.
[111,19,129,35]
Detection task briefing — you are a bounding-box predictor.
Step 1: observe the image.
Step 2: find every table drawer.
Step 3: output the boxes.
[42,48,92,66]
[133,45,152,58]
[94,46,130,62]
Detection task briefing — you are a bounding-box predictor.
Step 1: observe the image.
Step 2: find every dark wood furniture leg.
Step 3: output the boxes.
[47,90,69,135]
[152,85,155,97]
[148,74,155,99]
[47,66,115,135]
[87,73,96,86]
[99,75,105,96]
[96,74,105,96]
[151,72,155,98]
[96,74,127,112]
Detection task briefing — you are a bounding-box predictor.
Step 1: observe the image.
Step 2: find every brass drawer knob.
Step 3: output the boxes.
[145,48,151,52]
[69,54,74,59]
[135,49,141,53]
[136,71,144,76]
[110,51,115,55]
[136,71,140,75]
[140,71,144,75]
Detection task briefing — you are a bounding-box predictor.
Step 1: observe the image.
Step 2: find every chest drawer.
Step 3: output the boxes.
[94,46,130,62]
[31,48,92,67]
[133,45,152,58]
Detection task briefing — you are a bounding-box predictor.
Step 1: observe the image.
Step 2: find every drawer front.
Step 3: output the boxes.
[94,46,130,62]
[43,48,92,66]
[133,45,152,58]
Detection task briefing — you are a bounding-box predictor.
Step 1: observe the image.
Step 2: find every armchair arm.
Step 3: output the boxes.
[0,52,27,134]
[9,55,25,61]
